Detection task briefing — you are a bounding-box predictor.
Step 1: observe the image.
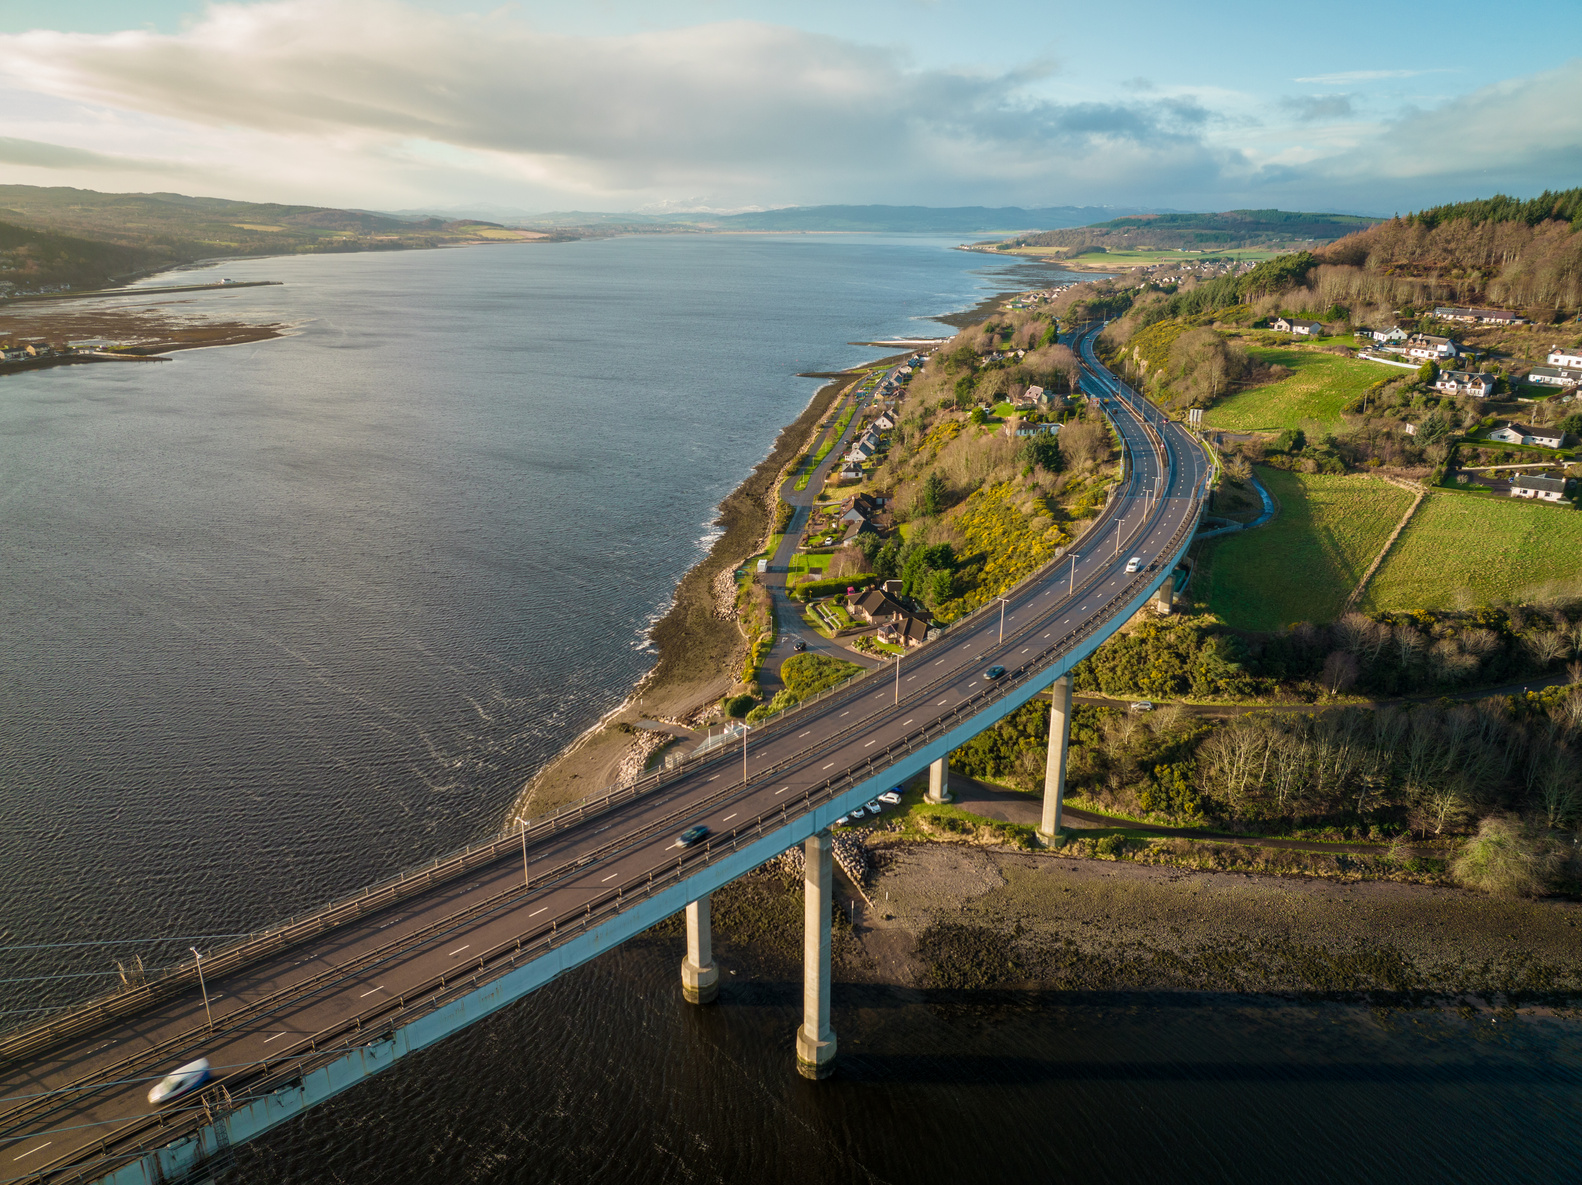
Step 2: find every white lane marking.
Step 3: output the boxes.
[707,775,720,782]
[359,986,383,998]
[530,907,548,917]
[776,785,789,795]
[936,698,948,705]
[448,944,470,956]
[1043,633,1050,639]
[864,739,877,747]
[934,658,946,665]
[840,711,849,717]
[798,730,811,738]
[968,682,978,688]
[602,872,619,882]
[1021,648,1029,654]
[263,1031,287,1044]
[906,674,917,681]
[723,812,738,822]
[13,1143,51,1161]
[902,718,914,725]
[822,762,835,770]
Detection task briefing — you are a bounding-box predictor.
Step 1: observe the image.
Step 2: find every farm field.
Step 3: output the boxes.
[1202,347,1380,434]
[1362,492,1582,611]
[1204,468,1414,630]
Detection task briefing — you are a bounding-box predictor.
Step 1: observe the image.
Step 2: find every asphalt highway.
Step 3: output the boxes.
[0,328,1208,1182]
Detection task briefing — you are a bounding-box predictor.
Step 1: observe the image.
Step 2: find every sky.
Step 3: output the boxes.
[0,0,1578,217]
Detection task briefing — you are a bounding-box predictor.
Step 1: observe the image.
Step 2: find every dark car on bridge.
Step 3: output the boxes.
[677,825,710,847]
[983,665,1006,680]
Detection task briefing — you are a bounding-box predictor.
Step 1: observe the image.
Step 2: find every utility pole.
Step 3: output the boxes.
[191,947,213,1031]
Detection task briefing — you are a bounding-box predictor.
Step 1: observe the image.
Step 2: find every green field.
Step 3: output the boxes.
[1205,468,1414,630]
[1362,493,1582,611]
[1002,246,1282,267]
[1202,348,1379,434]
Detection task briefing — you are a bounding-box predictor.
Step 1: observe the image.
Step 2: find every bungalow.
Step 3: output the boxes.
[851,588,908,625]
[1010,419,1059,438]
[1271,316,1324,336]
[1549,347,1582,369]
[877,615,931,649]
[1510,474,1569,502]
[1527,366,1582,389]
[1433,306,1523,324]
[1486,422,1565,449]
[873,410,897,430]
[1432,370,1497,398]
[838,461,863,481]
[838,493,884,525]
[1369,326,1408,343]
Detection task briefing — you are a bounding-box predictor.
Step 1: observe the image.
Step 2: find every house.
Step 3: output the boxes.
[1510,474,1569,502]
[1009,419,1059,438]
[877,615,930,649]
[1549,347,1582,369]
[838,461,863,481]
[1402,422,1417,436]
[846,439,876,463]
[838,493,884,526]
[1370,326,1408,343]
[1271,316,1323,336]
[873,410,897,431]
[1432,370,1497,398]
[1395,334,1459,361]
[1527,366,1582,388]
[1486,422,1565,448]
[1434,306,1523,324]
[851,588,908,625]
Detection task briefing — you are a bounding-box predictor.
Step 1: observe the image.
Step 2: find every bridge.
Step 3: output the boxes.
[0,330,1210,1184]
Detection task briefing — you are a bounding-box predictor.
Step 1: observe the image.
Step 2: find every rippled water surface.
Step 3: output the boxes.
[2,237,1577,1182]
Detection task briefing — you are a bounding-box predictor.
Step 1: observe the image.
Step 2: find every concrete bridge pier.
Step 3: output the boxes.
[924,756,952,803]
[1037,676,1072,846]
[1153,579,1173,615]
[680,895,719,1004]
[795,832,837,1080]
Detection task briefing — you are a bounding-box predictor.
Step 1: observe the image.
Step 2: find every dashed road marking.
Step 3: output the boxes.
[601,872,619,882]
[707,775,720,782]
[530,907,548,917]
[822,762,835,770]
[14,1143,51,1162]
[902,719,913,725]
[864,739,877,747]
[448,945,470,956]
[798,730,810,738]
[776,786,789,795]
[359,986,383,998]
[723,812,738,822]
[263,1032,286,1044]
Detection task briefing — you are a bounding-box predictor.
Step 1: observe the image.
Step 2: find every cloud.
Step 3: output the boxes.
[1278,94,1355,122]
[0,0,1235,205]
[1294,69,1442,85]
[0,134,178,171]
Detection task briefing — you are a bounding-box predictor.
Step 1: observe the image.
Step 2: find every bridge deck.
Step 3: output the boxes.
[0,332,1208,1183]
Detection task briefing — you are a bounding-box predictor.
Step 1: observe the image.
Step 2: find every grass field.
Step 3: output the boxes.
[1202,348,1378,434]
[1204,468,1414,630]
[1361,493,1582,611]
[1000,246,1282,268]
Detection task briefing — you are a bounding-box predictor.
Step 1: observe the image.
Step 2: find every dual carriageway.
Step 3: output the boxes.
[0,328,1211,1184]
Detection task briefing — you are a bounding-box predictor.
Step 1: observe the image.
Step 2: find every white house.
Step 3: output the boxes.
[1271,316,1324,336]
[1510,474,1568,502]
[1486,422,1565,448]
[1370,326,1408,343]
[845,440,876,463]
[1527,366,1582,389]
[1008,418,1059,438]
[1435,306,1522,324]
[1549,346,1582,369]
[1397,334,1459,361]
[1433,370,1497,398]
[873,410,897,430]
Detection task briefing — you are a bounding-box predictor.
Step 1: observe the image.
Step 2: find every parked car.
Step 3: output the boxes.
[983,665,1006,680]
[865,800,882,814]
[835,815,851,827]
[1130,701,1154,712]
[1125,556,1142,573]
[677,825,710,847]
[878,790,902,805]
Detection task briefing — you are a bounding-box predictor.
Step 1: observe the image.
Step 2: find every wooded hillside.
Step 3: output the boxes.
[1002,209,1378,253]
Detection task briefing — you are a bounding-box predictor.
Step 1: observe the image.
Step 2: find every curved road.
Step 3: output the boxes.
[0,329,1208,1183]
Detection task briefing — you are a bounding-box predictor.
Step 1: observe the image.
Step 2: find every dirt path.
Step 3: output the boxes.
[1343,479,1426,612]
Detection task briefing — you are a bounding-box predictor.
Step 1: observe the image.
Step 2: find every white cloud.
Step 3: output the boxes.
[1293,69,1443,85]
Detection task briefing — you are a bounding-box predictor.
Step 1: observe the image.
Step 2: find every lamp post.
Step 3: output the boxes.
[1069,554,1079,595]
[998,598,1008,643]
[512,814,531,890]
[894,644,901,704]
[742,720,749,784]
[190,947,213,1031]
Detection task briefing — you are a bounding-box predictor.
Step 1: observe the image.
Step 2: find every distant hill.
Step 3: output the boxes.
[702,204,1164,233]
[0,185,553,293]
[1000,209,1381,254]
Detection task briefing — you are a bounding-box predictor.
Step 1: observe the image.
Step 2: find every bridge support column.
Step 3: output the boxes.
[1038,677,1072,846]
[1154,579,1173,615]
[681,896,719,1004]
[795,832,837,1080]
[924,756,952,804]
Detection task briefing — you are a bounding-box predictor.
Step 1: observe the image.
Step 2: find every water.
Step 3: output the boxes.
[1,236,1576,1180]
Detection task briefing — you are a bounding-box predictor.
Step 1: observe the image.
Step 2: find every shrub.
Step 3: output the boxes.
[724,694,755,719]
[1095,834,1127,858]
[1450,815,1567,897]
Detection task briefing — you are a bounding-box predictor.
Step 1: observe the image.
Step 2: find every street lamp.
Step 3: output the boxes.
[1069,554,1079,594]
[742,720,750,784]
[998,598,1008,643]
[512,814,531,890]
[190,947,213,1031]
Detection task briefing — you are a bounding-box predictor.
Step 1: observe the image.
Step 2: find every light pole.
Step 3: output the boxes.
[190,947,213,1031]
[1069,554,1079,595]
[512,814,531,890]
[894,644,901,704]
[998,598,1008,643]
[742,720,749,784]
